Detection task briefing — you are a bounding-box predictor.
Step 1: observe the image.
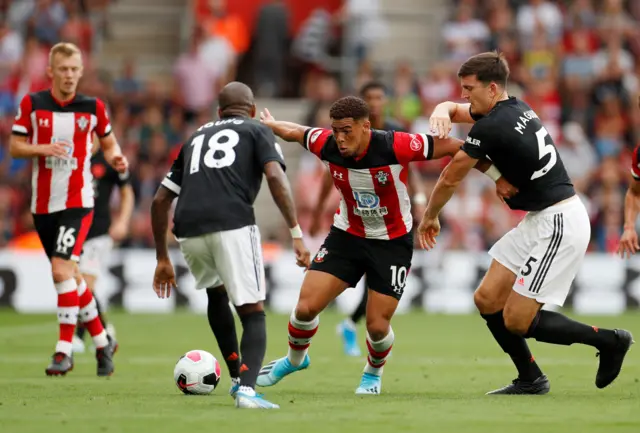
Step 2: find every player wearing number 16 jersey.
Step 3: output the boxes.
[10,43,126,376]
[256,96,513,396]
[151,82,310,409]
[422,51,633,395]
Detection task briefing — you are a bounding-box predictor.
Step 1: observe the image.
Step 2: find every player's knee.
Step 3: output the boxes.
[51,260,74,283]
[502,308,529,336]
[473,287,501,314]
[294,301,320,322]
[365,317,390,341]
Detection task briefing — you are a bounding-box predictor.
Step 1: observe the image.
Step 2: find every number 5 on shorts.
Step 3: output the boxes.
[521,256,538,276]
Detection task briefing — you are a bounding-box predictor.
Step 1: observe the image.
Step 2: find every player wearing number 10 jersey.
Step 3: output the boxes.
[255,96,512,396]
[422,51,633,395]
[151,82,310,409]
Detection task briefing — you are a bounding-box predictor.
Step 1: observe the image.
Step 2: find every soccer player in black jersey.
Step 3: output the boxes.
[73,143,134,354]
[420,51,634,395]
[151,82,309,409]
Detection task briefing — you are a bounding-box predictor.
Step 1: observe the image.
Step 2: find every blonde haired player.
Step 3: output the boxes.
[10,42,127,376]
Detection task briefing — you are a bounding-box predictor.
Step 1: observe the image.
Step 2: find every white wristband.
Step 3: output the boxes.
[413,193,427,206]
[290,224,303,239]
[485,165,502,182]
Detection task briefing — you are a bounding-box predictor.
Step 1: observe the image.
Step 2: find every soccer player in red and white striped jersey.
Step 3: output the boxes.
[9,42,128,376]
[255,96,516,395]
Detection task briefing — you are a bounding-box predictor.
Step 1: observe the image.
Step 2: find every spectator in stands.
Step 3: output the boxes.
[442,4,490,62]
[251,0,289,98]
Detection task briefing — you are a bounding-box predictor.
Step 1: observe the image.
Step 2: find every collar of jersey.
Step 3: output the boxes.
[49,89,76,107]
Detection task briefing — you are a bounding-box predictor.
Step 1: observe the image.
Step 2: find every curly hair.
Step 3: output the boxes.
[329,96,369,121]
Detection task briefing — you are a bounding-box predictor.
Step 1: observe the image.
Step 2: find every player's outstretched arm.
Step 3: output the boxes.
[259,108,308,146]
[619,179,640,258]
[430,102,474,139]
[264,161,311,268]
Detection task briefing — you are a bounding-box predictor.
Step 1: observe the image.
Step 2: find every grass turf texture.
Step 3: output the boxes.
[0,309,638,433]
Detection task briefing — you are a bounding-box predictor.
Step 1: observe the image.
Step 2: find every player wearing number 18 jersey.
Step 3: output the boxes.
[151,82,310,409]
[256,96,511,396]
[10,43,126,376]
[422,51,633,395]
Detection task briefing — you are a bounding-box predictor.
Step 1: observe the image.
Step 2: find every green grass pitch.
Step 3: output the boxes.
[0,309,638,433]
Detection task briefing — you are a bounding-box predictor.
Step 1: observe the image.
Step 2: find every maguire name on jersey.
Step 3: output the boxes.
[303,127,434,240]
[462,97,575,211]
[162,117,285,238]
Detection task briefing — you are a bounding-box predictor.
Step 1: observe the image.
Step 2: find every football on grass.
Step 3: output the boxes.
[173,350,221,395]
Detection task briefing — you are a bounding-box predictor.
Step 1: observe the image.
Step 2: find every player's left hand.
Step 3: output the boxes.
[417,216,441,250]
[109,154,129,174]
[109,220,129,242]
[618,228,640,259]
[495,177,518,203]
[153,259,177,299]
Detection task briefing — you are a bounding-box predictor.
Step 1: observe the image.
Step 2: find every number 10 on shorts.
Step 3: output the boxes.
[390,265,408,295]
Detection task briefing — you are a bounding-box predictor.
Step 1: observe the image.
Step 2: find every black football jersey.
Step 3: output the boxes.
[461,97,575,211]
[162,116,286,238]
[86,150,130,240]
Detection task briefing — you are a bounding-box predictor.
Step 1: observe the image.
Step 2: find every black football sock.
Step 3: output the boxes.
[350,289,368,324]
[239,310,267,389]
[481,311,543,381]
[206,288,240,378]
[526,310,618,351]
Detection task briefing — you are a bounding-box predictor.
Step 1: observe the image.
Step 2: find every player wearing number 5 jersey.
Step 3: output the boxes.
[256,96,514,396]
[151,82,310,410]
[10,43,126,376]
[422,52,633,395]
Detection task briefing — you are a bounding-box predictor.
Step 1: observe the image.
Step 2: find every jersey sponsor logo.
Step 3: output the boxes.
[374,171,389,185]
[38,118,50,128]
[314,247,328,263]
[352,191,388,217]
[332,170,344,180]
[465,136,481,146]
[310,130,322,144]
[409,135,422,151]
[76,116,89,131]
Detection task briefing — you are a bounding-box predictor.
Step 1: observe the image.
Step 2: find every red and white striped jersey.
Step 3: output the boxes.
[12,90,112,214]
[304,128,434,240]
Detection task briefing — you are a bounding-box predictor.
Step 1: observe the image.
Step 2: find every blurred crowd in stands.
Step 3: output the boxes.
[0,0,639,255]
